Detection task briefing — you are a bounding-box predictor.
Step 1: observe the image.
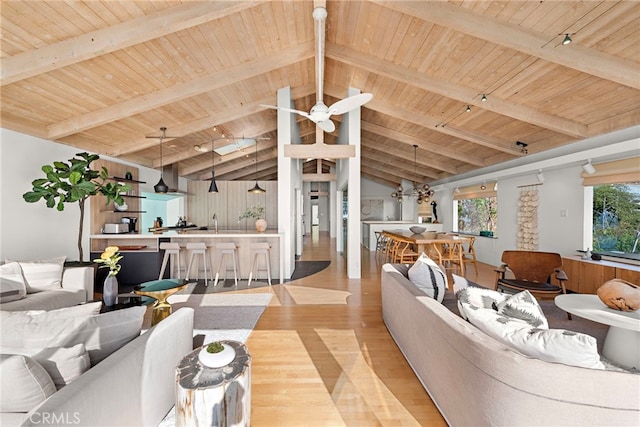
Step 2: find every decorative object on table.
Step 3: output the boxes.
[409,226,426,234]
[198,341,236,368]
[597,279,640,312]
[176,340,251,427]
[582,248,592,260]
[114,201,128,211]
[22,152,130,262]
[93,246,123,306]
[239,203,267,232]
[155,217,164,228]
[390,144,435,205]
[125,171,133,180]
[431,200,438,222]
[516,185,540,251]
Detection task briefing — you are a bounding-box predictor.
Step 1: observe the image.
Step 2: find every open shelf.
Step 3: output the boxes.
[111,176,146,184]
[113,210,146,213]
[121,194,146,199]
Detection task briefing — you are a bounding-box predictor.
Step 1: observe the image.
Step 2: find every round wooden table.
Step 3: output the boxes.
[175,340,251,427]
[555,294,640,370]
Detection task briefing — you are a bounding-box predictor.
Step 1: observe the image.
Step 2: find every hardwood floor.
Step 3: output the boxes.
[240,229,497,426]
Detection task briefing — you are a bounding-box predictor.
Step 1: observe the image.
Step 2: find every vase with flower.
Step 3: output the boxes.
[94,246,123,306]
[239,203,267,232]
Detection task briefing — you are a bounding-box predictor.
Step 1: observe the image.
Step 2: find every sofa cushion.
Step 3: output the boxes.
[495,290,549,328]
[462,303,604,369]
[408,253,447,303]
[0,262,27,303]
[2,305,146,366]
[6,257,66,293]
[455,283,507,321]
[0,354,57,412]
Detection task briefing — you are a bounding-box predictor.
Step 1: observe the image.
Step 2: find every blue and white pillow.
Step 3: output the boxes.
[408,253,447,303]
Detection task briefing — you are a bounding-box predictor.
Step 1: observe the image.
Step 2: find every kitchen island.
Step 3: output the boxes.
[90,230,284,287]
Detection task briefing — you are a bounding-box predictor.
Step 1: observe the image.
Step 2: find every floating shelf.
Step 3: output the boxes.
[121,195,146,199]
[113,210,146,213]
[111,176,146,184]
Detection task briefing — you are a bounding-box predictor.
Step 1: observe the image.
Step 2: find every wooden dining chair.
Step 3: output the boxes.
[394,238,419,264]
[461,236,479,276]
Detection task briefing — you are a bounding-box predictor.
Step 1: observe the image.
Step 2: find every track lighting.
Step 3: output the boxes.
[481,94,487,102]
[454,186,461,194]
[582,159,596,175]
[466,105,471,112]
[516,141,528,154]
[480,181,487,191]
[536,169,544,183]
[562,34,572,45]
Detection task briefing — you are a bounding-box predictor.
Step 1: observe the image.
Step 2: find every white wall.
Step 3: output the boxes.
[360,178,398,220]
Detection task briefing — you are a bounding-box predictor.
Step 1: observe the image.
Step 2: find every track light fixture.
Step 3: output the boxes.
[480,181,487,191]
[516,141,528,154]
[481,94,487,102]
[536,169,545,183]
[582,159,596,175]
[454,186,461,194]
[466,105,471,112]
[562,33,572,45]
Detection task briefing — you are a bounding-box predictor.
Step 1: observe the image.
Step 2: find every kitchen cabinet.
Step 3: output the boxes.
[562,256,640,294]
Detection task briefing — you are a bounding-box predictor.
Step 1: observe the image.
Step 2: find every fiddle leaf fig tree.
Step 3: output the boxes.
[23,152,130,262]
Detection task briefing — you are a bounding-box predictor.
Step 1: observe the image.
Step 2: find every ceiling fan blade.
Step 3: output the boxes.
[260,104,311,120]
[327,93,374,115]
[317,119,335,133]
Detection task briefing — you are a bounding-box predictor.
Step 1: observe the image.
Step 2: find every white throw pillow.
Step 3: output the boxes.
[1,344,90,389]
[0,354,57,412]
[6,257,66,293]
[0,262,27,303]
[455,285,507,321]
[408,253,448,302]
[17,306,146,365]
[463,303,604,370]
[495,290,549,329]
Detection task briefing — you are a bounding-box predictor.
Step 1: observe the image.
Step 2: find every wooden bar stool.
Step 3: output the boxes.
[159,242,182,279]
[248,242,272,287]
[213,242,240,287]
[185,242,213,287]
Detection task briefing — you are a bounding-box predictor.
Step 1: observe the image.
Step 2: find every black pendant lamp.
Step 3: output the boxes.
[208,137,219,193]
[153,127,169,194]
[248,141,265,194]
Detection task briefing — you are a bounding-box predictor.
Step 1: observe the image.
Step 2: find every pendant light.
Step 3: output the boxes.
[248,141,265,194]
[153,127,169,194]
[208,137,219,193]
[390,144,433,205]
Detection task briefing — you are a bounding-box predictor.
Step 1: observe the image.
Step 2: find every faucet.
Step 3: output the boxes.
[212,213,218,233]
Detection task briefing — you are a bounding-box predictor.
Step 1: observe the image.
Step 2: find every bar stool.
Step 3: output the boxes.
[213,242,240,287]
[159,242,182,279]
[248,242,272,287]
[185,242,213,287]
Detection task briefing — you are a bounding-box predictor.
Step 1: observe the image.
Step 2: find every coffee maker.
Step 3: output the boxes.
[121,216,138,233]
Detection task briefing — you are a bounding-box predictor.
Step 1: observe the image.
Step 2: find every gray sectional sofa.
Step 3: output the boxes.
[381,263,640,426]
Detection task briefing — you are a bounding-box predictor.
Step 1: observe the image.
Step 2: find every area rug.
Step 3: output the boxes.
[290,260,331,280]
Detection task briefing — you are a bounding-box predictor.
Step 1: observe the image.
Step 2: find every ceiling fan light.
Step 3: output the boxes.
[154,177,169,194]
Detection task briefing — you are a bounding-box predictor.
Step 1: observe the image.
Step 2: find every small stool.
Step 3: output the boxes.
[214,243,240,287]
[159,242,182,279]
[248,242,272,287]
[185,242,213,287]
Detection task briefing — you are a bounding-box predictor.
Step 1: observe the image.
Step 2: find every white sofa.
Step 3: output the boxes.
[381,263,640,426]
[1,307,194,427]
[0,266,94,312]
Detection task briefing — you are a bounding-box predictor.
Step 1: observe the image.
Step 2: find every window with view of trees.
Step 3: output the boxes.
[593,184,640,259]
[456,196,498,236]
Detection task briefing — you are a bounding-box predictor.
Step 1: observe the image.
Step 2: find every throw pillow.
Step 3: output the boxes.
[463,303,604,369]
[455,285,507,321]
[495,290,549,329]
[408,253,448,303]
[0,354,57,412]
[6,256,66,293]
[1,344,90,390]
[16,306,146,365]
[0,262,27,303]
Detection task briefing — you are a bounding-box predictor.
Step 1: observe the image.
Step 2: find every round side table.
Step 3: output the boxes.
[175,340,251,427]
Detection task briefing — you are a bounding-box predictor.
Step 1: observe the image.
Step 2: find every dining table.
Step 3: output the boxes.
[383,229,471,276]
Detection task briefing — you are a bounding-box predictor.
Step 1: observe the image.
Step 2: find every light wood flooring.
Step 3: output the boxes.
[235,229,496,426]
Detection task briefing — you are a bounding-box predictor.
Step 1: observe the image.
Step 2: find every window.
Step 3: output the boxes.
[453,183,498,237]
[592,183,640,260]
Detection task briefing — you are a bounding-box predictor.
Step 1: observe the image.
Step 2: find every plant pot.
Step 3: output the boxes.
[198,343,236,368]
[255,218,267,232]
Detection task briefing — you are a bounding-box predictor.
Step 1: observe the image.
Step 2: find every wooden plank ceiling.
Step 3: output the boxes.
[1,1,639,188]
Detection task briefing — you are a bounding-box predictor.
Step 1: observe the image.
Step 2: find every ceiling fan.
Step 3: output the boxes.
[261,6,373,133]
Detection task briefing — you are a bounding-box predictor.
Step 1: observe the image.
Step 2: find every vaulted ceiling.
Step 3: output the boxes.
[1,1,639,188]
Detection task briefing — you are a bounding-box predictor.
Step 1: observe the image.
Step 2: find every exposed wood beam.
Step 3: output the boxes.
[47,42,315,139]
[216,158,278,181]
[303,174,336,182]
[361,165,406,188]
[361,144,441,180]
[363,138,458,175]
[1,1,259,85]
[284,143,355,159]
[374,0,639,90]
[187,140,277,177]
[361,121,485,167]
[326,43,589,138]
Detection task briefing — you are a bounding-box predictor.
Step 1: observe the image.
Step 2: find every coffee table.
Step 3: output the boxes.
[555,294,640,370]
[133,278,189,325]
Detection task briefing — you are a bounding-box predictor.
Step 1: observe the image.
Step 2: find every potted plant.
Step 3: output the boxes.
[198,341,236,368]
[22,152,130,262]
[238,203,267,232]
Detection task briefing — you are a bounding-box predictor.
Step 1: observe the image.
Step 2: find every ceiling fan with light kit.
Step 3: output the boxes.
[261,5,372,133]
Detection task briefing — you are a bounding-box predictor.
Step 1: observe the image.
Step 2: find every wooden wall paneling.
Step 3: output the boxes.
[209,181,227,230]
[228,181,248,230]
[265,181,278,228]
[186,180,209,229]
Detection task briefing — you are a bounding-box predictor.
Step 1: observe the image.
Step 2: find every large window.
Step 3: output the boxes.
[453,183,498,237]
[592,183,640,259]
